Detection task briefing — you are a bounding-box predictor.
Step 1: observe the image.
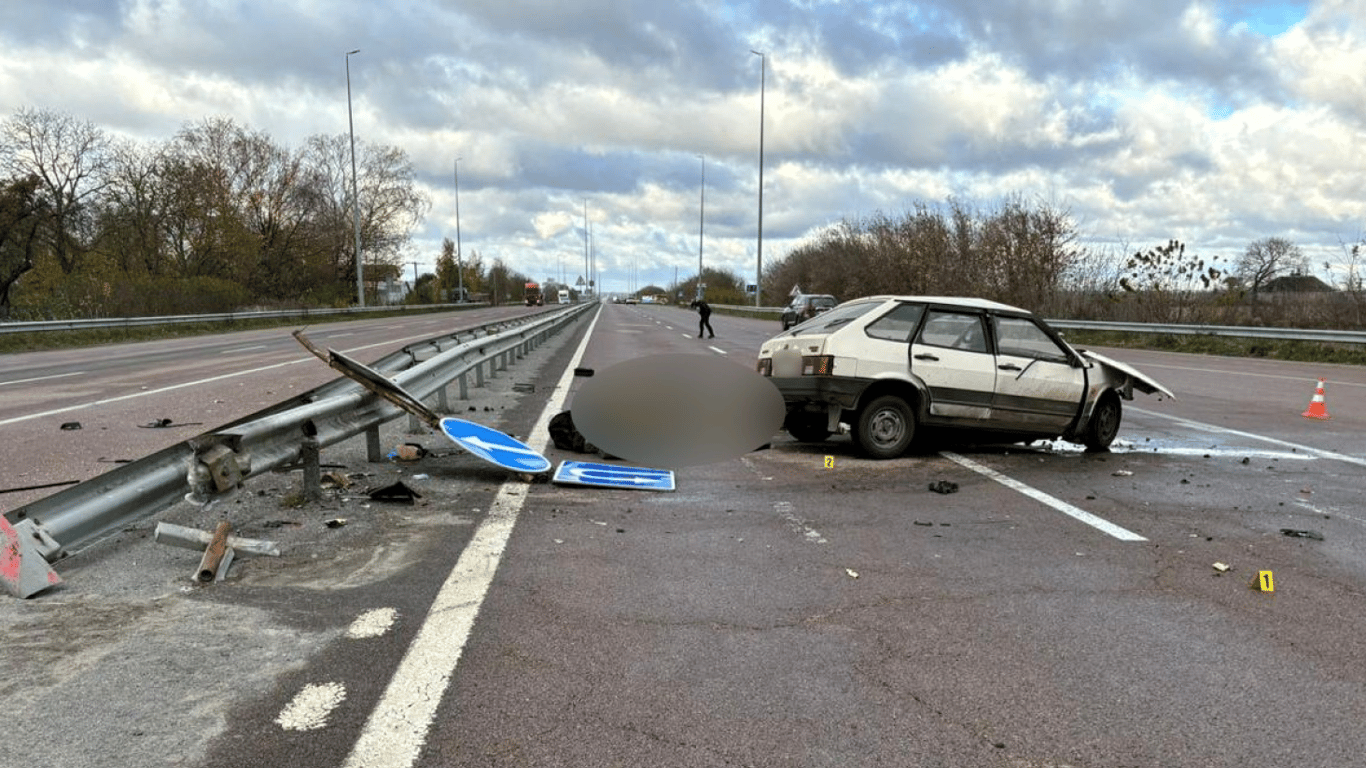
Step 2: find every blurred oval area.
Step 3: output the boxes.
[571,354,786,468]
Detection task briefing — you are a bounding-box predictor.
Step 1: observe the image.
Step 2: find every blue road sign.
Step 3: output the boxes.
[552,461,675,492]
[439,417,551,473]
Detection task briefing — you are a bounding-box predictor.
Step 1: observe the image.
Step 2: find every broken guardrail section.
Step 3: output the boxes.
[1,304,592,598]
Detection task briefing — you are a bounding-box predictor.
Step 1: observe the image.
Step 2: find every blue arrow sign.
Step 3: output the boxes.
[552,461,675,492]
[440,417,551,473]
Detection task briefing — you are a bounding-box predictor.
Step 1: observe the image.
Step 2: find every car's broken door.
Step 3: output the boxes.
[990,316,1085,432]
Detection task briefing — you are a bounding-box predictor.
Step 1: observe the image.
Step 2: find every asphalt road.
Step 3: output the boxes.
[3,303,1364,768]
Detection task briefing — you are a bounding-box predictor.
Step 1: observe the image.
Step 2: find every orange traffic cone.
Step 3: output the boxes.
[1301,378,1332,420]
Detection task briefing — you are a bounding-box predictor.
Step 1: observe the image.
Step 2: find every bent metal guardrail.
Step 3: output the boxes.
[1,303,595,598]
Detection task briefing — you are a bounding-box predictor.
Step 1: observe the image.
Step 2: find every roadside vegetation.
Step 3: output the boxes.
[0,107,548,323]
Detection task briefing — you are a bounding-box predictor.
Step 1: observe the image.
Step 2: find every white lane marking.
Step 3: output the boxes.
[942,452,1148,542]
[220,344,266,354]
[276,682,347,731]
[343,308,601,768]
[0,329,446,427]
[0,371,84,387]
[1129,406,1366,468]
[774,501,827,544]
[347,607,399,639]
[708,346,727,355]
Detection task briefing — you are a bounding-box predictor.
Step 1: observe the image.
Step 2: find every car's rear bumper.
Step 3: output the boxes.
[767,375,867,410]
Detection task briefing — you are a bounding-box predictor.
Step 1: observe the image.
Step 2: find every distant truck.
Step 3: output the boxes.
[558,289,570,304]
[525,282,543,306]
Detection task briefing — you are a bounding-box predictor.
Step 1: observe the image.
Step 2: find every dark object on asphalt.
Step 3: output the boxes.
[549,410,597,454]
[928,480,959,494]
[1280,528,1324,540]
[574,367,595,377]
[369,481,422,504]
[60,421,81,430]
[512,382,535,393]
[138,417,199,429]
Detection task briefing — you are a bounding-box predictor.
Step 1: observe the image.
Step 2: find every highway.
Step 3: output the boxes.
[3,302,1365,768]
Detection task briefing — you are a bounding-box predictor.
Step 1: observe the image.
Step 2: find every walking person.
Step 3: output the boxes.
[690,299,714,338]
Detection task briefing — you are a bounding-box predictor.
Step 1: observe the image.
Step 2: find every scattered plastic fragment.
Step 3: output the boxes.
[1280,528,1324,540]
[927,480,959,494]
[512,382,535,393]
[60,421,82,430]
[845,568,859,579]
[1212,562,1231,573]
[1112,470,1133,477]
[325,518,348,528]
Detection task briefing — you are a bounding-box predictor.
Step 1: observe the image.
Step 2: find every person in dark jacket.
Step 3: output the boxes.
[690,299,714,338]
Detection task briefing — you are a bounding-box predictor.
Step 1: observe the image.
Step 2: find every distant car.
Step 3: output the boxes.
[756,295,1174,458]
[625,297,639,304]
[781,294,838,330]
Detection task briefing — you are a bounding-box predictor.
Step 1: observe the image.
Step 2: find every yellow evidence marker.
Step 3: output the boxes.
[824,456,835,469]
[1257,571,1275,592]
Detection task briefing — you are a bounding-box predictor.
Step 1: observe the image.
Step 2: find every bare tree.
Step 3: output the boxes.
[0,107,114,274]
[0,174,48,318]
[1236,236,1307,299]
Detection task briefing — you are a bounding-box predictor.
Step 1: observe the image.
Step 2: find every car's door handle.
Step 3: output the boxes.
[998,363,1022,371]
[914,353,939,362]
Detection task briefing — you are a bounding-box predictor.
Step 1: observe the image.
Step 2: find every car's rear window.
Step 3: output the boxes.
[865,303,925,342]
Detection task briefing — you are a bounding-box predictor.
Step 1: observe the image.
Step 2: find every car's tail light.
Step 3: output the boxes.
[802,355,834,376]
[756,358,772,376]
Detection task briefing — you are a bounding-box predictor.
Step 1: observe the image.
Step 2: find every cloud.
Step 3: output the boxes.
[2,0,1363,294]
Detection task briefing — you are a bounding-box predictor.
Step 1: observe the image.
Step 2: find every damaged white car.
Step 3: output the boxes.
[756,296,1174,458]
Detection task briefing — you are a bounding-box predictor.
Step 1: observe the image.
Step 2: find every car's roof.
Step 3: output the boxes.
[850,295,1030,314]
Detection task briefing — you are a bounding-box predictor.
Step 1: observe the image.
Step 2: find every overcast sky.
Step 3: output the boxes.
[3,0,1363,297]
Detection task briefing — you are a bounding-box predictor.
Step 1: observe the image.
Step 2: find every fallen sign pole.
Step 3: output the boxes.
[294,329,549,475]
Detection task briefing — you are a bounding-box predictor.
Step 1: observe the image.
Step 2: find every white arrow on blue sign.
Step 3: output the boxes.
[553,461,675,492]
[439,417,551,473]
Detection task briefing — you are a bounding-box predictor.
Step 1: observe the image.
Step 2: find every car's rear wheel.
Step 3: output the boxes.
[854,395,915,459]
[784,412,830,443]
[1081,392,1122,452]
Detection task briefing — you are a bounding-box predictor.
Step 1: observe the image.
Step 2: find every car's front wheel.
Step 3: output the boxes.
[1081,392,1122,452]
[854,395,915,459]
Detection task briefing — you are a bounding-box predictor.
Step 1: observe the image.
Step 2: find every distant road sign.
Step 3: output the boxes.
[552,461,675,492]
[440,417,551,473]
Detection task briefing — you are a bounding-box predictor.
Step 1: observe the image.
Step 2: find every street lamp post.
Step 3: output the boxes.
[454,157,464,303]
[346,48,364,307]
[751,49,766,308]
[697,153,705,301]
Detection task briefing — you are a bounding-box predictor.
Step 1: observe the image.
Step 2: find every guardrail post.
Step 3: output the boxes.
[366,425,382,462]
[475,361,487,387]
[301,422,322,502]
[457,372,469,400]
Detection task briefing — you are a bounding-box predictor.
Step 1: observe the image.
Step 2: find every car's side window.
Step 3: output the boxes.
[995,317,1071,363]
[917,311,988,353]
[865,303,925,342]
